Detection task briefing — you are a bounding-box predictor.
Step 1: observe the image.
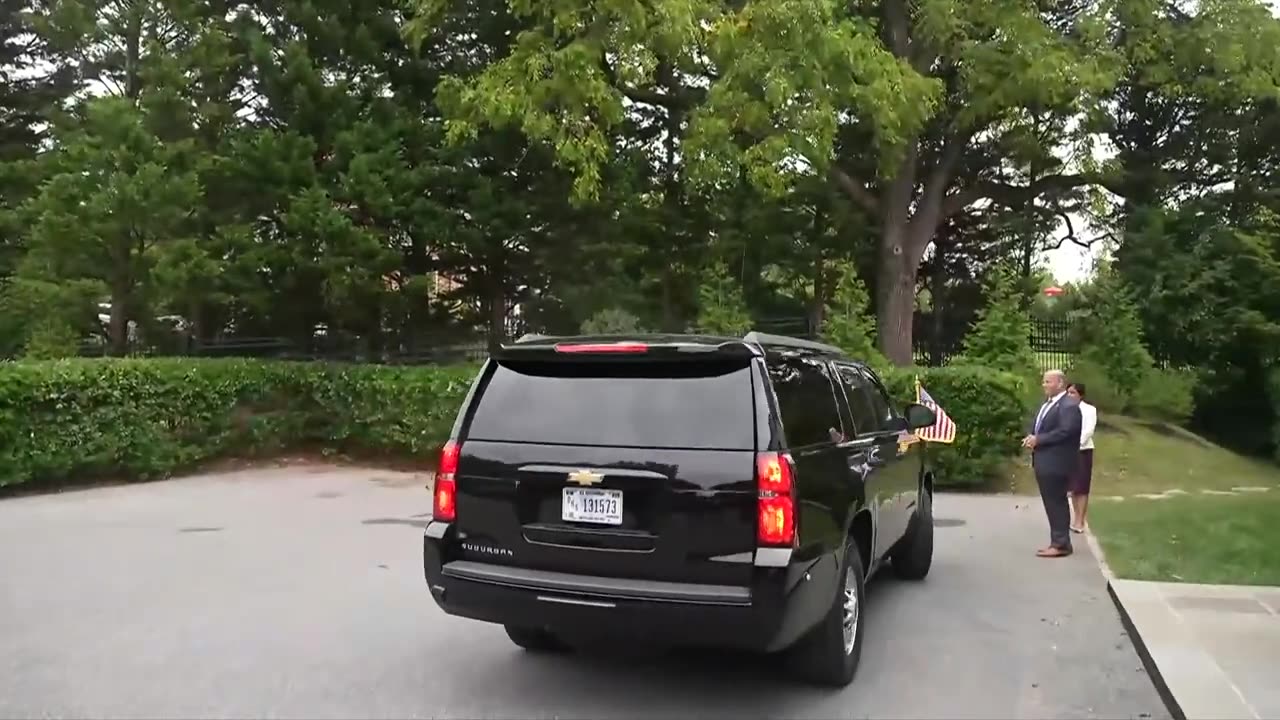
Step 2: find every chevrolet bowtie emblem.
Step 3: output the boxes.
[567,469,604,486]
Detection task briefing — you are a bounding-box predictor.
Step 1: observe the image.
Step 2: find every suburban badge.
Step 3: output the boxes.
[461,542,513,558]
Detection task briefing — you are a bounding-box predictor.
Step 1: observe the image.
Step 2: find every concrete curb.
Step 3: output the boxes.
[1106,580,1187,720]
[1087,528,1187,720]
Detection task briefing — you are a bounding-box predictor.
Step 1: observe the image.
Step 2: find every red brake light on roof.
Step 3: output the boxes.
[756,452,795,546]
[554,342,649,354]
[433,440,459,522]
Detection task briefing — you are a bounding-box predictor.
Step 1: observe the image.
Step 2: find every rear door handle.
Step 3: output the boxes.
[866,447,886,468]
[849,454,881,475]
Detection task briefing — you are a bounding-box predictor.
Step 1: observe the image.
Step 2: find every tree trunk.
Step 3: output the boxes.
[877,206,940,366]
[124,6,142,100]
[485,237,507,352]
[876,227,917,366]
[809,253,826,336]
[660,266,677,331]
[931,240,947,365]
[108,289,129,356]
[486,282,505,352]
[807,205,828,336]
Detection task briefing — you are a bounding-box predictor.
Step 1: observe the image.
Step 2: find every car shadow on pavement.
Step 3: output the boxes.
[441,575,911,718]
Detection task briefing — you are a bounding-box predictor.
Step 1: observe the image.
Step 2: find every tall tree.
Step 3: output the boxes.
[405,0,1128,363]
[0,0,75,279]
[19,96,200,353]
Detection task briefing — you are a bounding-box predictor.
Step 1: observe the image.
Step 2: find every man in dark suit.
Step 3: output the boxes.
[1023,369,1082,558]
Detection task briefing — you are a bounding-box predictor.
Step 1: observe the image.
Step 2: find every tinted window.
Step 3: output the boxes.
[835,364,880,435]
[466,360,755,450]
[859,367,898,431]
[766,356,844,447]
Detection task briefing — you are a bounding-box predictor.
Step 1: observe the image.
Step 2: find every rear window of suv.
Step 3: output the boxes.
[465,359,756,450]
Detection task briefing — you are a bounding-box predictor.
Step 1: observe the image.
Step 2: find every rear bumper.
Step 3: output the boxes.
[424,523,809,652]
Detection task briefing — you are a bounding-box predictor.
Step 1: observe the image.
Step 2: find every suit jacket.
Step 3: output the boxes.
[1028,394,1083,477]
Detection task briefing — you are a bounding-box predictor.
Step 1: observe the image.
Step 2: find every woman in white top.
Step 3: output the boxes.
[1066,382,1097,533]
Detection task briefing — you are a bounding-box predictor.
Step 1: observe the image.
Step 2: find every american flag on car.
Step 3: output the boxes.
[915,379,957,444]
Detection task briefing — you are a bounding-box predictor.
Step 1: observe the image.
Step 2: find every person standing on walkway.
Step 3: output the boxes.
[1022,369,1083,558]
[1067,382,1097,534]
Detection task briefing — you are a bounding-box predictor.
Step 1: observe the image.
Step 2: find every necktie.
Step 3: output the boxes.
[1034,400,1053,433]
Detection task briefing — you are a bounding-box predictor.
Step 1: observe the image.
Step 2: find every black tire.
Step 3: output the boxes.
[504,625,567,652]
[787,540,866,687]
[892,484,934,581]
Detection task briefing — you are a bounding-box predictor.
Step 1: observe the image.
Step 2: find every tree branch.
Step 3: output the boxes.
[915,127,974,227]
[940,171,1125,217]
[882,0,911,58]
[827,165,879,215]
[600,52,695,110]
[1044,208,1115,251]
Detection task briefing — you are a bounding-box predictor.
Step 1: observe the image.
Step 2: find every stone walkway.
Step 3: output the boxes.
[1108,579,1280,720]
[1095,485,1275,502]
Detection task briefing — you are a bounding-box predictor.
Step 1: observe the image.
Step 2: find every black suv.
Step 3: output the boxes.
[423,332,938,686]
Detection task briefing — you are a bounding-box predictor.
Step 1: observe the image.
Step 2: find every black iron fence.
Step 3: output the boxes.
[1028,319,1077,372]
[913,316,1079,372]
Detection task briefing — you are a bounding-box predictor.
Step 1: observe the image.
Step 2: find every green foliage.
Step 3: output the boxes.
[19,96,201,352]
[411,0,940,202]
[954,268,1036,374]
[22,318,80,360]
[696,261,751,336]
[1130,367,1197,424]
[1118,200,1280,454]
[822,261,884,368]
[1072,262,1156,400]
[0,275,103,356]
[881,365,1029,488]
[1,0,1278,461]
[1271,367,1280,463]
[1065,359,1131,415]
[1067,357,1197,425]
[580,308,646,335]
[0,359,479,489]
[0,356,1037,493]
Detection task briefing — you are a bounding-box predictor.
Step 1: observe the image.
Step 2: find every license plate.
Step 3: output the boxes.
[561,487,623,525]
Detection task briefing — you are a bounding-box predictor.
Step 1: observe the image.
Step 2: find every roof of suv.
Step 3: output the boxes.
[502,332,860,363]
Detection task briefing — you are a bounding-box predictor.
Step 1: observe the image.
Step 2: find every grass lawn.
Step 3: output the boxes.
[1088,492,1280,586]
[1002,414,1280,585]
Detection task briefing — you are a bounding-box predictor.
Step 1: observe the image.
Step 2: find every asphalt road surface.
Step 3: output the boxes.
[0,466,1169,719]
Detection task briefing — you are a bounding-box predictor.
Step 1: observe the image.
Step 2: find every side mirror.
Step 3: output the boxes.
[904,402,937,430]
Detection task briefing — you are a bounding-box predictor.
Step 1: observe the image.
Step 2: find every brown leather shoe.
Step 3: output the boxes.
[1036,546,1073,558]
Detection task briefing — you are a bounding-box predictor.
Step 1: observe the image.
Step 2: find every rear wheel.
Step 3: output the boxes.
[892,485,934,580]
[787,541,865,687]
[504,625,567,653]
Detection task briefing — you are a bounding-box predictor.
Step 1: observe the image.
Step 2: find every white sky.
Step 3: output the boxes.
[1045,237,1097,284]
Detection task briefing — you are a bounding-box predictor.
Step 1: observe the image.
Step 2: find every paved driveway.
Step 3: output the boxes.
[0,466,1168,719]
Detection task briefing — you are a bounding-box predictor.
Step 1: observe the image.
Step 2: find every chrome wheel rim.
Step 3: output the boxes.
[841,565,859,655]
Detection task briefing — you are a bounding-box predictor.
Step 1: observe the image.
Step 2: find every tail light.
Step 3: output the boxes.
[756,451,795,546]
[433,440,460,522]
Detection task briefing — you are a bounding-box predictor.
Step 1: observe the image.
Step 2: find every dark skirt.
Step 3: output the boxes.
[1070,449,1095,495]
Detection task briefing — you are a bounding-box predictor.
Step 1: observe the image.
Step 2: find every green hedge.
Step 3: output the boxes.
[0,358,1029,491]
[0,359,478,489]
[882,365,1030,488]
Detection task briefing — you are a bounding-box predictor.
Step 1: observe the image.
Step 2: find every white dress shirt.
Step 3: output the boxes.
[1034,391,1066,433]
[1079,401,1097,450]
